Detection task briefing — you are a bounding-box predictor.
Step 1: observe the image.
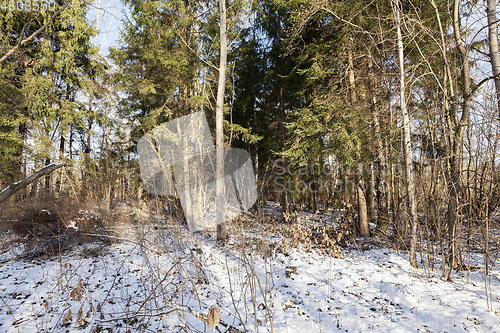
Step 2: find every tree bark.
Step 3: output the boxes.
[486,0,500,114]
[367,164,376,221]
[393,0,418,267]
[279,79,289,216]
[358,177,370,236]
[347,37,369,235]
[44,158,51,190]
[446,0,473,274]
[372,91,389,236]
[56,134,65,195]
[369,38,390,237]
[216,0,228,241]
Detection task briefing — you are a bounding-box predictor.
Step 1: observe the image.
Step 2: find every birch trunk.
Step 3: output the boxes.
[216,0,228,241]
[486,0,500,113]
[446,0,472,274]
[393,0,418,267]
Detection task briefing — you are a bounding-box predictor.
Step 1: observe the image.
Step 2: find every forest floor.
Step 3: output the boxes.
[0,202,500,332]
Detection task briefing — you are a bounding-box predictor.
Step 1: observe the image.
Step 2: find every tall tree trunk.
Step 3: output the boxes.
[367,164,376,221]
[373,93,389,236]
[358,167,370,236]
[278,14,289,216]
[69,125,74,160]
[16,121,27,200]
[279,77,289,216]
[370,42,390,237]
[430,0,457,269]
[82,106,94,198]
[393,0,418,267]
[56,134,65,195]
[446,0,472,275]
[486,0,500,114]
[216,0,228,241]
[347,37,369,236]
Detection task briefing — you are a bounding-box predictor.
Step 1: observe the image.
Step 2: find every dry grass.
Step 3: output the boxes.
[0,192,117,258]
[265,211,355,258]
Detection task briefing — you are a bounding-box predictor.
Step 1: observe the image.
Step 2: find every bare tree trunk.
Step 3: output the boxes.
[393,0,418,267]
[358,173,370,236]
[367,164,376,221]
[216,0,228,241]
[369,38,390,236]
[82,105,94,199]
[430,0,457,271]
[16,121,27,200]
[347,37,369,235]
[69,125,74,160]
[446,0,472,275]
[486,0,500,114]
[279,78,289,216]
[44,158,51,190]
[56,134,65,195]
[348,37,357,103]
[373,97,390,235]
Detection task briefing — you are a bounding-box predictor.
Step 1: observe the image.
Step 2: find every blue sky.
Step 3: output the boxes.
[89,0,127,58]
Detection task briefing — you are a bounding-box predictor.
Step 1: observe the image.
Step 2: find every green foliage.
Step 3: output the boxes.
[276,0,368,168]
[111,0,259,153]
[283,98,366,166]
[0,0,106,184]
[110,0,203,143]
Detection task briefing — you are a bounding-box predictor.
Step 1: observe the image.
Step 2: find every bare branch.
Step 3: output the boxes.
[468,72,500,101]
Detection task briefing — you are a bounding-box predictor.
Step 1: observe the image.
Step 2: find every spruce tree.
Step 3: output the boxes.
[0,0,106,194]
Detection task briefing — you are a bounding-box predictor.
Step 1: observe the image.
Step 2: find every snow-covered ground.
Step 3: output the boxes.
[1,209,500,332]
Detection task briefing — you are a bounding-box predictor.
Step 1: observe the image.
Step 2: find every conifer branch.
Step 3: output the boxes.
[0,0,73,64]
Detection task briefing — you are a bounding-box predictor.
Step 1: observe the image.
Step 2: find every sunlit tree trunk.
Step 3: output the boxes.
[357,168,370,236]
[486,0,500,114]
[347,37,370,236]
[56,134,65,195]
[216,0,228,241]
[392,0,418,267]
[446,0,472,274]
[367,164,376,222]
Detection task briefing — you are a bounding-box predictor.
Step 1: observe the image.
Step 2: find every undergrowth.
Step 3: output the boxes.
[0,192,117,258]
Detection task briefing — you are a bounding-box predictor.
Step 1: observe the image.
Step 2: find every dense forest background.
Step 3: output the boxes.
[2,0,500,274]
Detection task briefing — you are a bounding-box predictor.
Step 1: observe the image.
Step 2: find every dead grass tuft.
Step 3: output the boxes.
[266,212,354,258]
[1,192,117,257]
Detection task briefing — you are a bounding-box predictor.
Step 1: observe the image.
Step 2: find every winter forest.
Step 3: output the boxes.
[2,0,500,332]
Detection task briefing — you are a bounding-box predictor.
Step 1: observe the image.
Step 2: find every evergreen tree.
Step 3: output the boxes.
[0,0,106,194]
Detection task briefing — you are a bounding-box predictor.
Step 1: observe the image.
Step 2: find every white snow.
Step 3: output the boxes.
[0,210,499,332]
